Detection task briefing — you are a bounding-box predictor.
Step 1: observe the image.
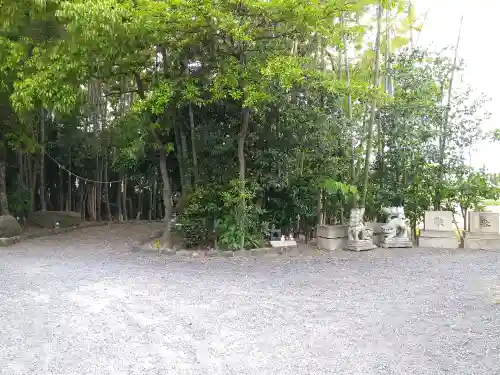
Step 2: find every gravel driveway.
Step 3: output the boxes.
[1,223,499,375]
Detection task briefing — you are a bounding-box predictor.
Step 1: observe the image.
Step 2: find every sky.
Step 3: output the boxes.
[416,0,500,171]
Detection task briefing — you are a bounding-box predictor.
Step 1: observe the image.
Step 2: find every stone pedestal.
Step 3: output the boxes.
[317,225,348,251]
[382,236,413,248]
[345,239,377,251]
[464,211,500,249]
[418,211,458,248]
[344,208,377,252]
[379,207,413,248]
[463,233,500,250]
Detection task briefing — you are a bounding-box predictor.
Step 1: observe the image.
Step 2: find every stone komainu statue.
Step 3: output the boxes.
[348,208,374,241]
[381,206,409,239]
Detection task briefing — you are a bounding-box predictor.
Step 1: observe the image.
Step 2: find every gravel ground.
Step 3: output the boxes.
[1,223,499,375]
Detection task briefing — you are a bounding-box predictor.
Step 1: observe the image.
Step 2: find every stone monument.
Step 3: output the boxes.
[418,211,458,248]
[464,211,500,249]
[345,208,377,251]
[380,207,413,248]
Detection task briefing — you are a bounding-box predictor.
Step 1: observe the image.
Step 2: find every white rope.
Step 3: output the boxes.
[45,152,127,185]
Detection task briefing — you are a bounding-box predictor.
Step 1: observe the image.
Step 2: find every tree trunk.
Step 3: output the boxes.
[117,174,122,221]
[95,158,102,221]
[183,58,199,185]
[180,122,190,189]
[316,189,323,226]
[152,176,157,220]
[148,175,153,221]
[0,147,9,215]
[128,197,133,221]
[341,13,355,183]
[188,103,199,184]
[359,2,383,208]
[103,151,111,221]
[59,166,64,211]
[436,15,463,209]
[39,110,47,211]
[154,133,173,249]
[408,0,414,51]
[28,154,37,213]
[174,122,189,195]
[136,190,143,220]
[17,151,24,188]
[122,176,128,220]
[79,181,86,219]
[237,105,250,250]
[66,152,72,211]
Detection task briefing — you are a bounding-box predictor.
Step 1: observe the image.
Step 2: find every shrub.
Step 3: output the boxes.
[175,180,264,250]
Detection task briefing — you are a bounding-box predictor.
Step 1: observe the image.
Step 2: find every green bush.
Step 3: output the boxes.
[175,184,221,248]
[175,180,264,250]
[8,187,31,219]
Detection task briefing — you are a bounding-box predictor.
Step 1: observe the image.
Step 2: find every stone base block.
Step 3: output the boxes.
[381,237,413,248]
[317,225,348,251]
[317,237,347,251]
[317,225,348,238]
[0,236,20,246]
[419,230,458,248]
[464,233,500,250]
[345,240,377,252]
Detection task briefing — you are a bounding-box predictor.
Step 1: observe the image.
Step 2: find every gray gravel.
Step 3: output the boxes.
[1,223,500,375]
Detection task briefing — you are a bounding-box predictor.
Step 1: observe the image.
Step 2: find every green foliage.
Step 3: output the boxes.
[176,180,263,250]
[0,0,495,249]
[175,184,221,248]
[447,167,500,216]
[8,187,31,219]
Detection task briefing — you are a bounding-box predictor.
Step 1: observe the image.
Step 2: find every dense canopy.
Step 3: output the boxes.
[0,0,497,249]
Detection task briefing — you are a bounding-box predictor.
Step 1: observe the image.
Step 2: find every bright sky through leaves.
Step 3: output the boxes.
[418,0,500,171]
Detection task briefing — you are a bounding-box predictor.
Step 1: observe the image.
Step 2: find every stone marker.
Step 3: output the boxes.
[269,238,297,248]
[419,211,458,248]
[468,211,500,233]
[345,208,377,252]
[380,206,413,248]
[464,211,500,250]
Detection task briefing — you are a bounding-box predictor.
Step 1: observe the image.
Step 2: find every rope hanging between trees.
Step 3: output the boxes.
[45,151,127,185]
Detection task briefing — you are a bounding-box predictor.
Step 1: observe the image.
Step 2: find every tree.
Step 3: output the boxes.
[444,167,500,233]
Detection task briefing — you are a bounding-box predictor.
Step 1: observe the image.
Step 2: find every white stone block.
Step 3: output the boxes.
[317,237,347,251]
[464,235,500,250]
[317,225,348,251]
[418,235,458,249]
[424,211,455,232]
[316,225,348,239]
[468,211,500,234]
[269,240,297,248]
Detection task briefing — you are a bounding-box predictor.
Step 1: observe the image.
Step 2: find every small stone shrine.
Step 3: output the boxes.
[345,208,377,251]
[269,233,297,248]
[464,211,500,249]
[418,211,458,248]
[380,207,413,248]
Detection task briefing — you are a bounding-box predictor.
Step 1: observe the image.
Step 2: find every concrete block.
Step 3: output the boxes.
[468,211,500,234]
[424,211,455,231]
